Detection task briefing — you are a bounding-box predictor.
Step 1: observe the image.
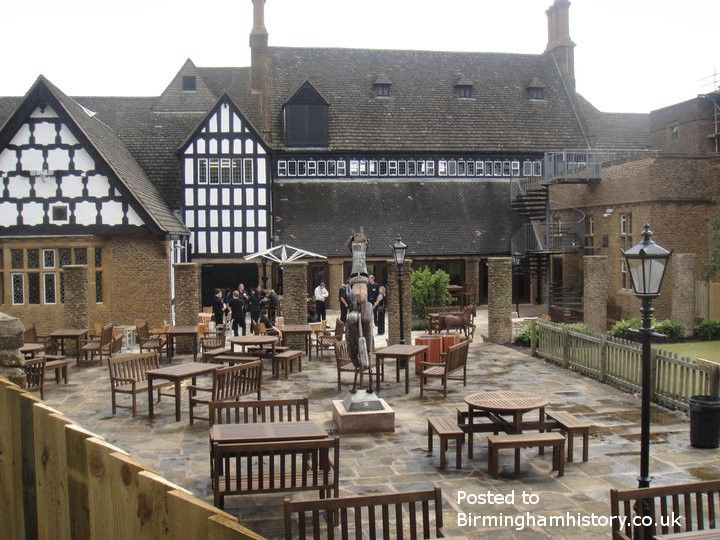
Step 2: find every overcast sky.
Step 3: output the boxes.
[3,0,718,113]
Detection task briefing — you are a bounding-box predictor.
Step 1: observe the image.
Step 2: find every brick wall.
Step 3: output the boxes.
[650,97,717,155]
[464,257,480,306]
[173,262,201,354]
[282,262,308,350]
[327,260,344,310]
[63,265,88,330]
[488,257,512,343]
[671,253,696,336]
[387,259,413,346]
[583,256,608,332]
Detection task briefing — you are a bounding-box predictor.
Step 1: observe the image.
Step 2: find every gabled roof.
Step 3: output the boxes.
[0,76,188,236]
[576,94,651,150]
[154,58,218,113]
[284,80,330,106]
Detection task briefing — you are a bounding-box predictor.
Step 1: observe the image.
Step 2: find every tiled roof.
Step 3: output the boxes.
[274,180,521,257]
[576,95,651,150]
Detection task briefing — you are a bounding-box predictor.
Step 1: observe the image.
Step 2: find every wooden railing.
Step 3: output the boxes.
[532,321,720,413]
[0,377,264,540]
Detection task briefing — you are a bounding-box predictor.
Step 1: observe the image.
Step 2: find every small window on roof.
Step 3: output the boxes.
[374,75,392,97]
[527,77,545,100]
[182,76,197,92]
[455,76,474,99]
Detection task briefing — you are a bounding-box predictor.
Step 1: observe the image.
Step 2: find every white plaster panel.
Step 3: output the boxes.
[209,210,218,228]
[232,139,242,154]
[222,209,230,227]
[184,145,193,155]
[257,158,266,184]
[258,188,267,206]
[33,122,57,145]
[102,201,124,225]
[184,210,194,228]
[185,189,194,206]
[221,139,229,154]
[114,189,121,196]
[46,148,71,171]
[210,231,219,254]
[258,231,267,251]
[197,232,206,253]
[232,113,243,132]
[220,106,230,132]
[245,140,253,154]
[196,139,206,153]
[33,177,57,199]
[20,148,44,171]
[184,158,194,184]
[234,209,242,226]
[221,188,230,205]
[198,210,206,228]
[30,105,58,118]
[245,210,255,227]
[245,189,254,205]
[58,124,78,145]
[209,190,218,206]
[257,146,265,155]
[245,231,254,253]
[208,114,218,133]
[74,201,97,226]
[86,174,110,198]
[60,175,84,198]
[0,149,17,172]
[258,210,267,227]
[126,206,144,226]
[8,176,31,198]
[234,232,242,253]
[209,139,218,154]
[0,202,18,226]
[10,124,31,145]
[233,188,242,204]
[222,231,231,254]
[197,189,207,206]
[72,149,95,171]
[21,202,45,226]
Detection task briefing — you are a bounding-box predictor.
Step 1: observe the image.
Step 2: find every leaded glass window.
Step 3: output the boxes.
[11,250,23,269]
[28,273,40,304]
[74,248,87,265]
[59,248,72,267]
[12,274,24,304]
[94,247,102,267]
[95,271,103,303]
[44,273,56,304]
[27,249,40,269]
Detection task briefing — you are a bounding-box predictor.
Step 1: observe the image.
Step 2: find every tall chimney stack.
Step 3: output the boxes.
[250,0,269,94]
[544,0,576,89]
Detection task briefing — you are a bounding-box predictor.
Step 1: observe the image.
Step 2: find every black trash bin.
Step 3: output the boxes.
[689,395,720,449]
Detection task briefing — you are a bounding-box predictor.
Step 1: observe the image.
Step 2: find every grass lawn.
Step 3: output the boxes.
[656,341,720,363]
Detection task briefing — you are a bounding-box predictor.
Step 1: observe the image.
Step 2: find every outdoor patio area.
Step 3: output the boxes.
[38,318,720,539]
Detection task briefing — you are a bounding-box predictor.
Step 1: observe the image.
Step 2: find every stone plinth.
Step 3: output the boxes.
[63,265,88,330]
[0,313,26,386]
[173,263,201,353]
[583,255,608,332]
[387,259,412,346]
[282,262,308,350]
[671,253,696,337]
[487,257,512,343]
[332,394,395,434]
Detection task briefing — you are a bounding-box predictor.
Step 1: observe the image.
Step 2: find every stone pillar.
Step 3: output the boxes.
[0,313,26,386]
[464,257,480,306]
[282,262,308,350]
[487,257,512,343]
[529,270,538,305]
[671,253,696,337]
[63,265,88,330]
[173,262,201,353]
[583,255,608,332]
[327,260,344,310]
[387,259,413,346]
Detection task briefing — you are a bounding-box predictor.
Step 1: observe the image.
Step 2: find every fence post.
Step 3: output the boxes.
[698,358,720,397]
[561,327,570,369]
[650,348,659,402]
[530,320,537,357]
[599,335,607,383]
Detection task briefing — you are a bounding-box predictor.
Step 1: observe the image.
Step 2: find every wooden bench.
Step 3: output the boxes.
[487,433,566,478]
[424,305,464,333]
[273,350,303,379]
[210,396,310,426]
[610,480,720,539]
[284,487,445,539]
[427,416,464,470]
[213,437,339,510]
[212,354,259,365]
[201,347,229,362]
[419,339,469,397]
[546,409,592,462]
[44,355,70,384]
[188,361,263,424]
[23,358,46,399]
[108,353,174,416]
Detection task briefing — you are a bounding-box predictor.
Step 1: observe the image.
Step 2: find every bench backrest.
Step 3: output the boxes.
[100,323,114,347]
[334,341,352,369]
[211,361,262,402]
[445,339,470,373]
[135,320,150,340]
[24,358,46,393]
[108,352,160,386]
[23,323,38,344]
[201,335,226,352]
[213,437,339,497]
[210,396,310,426]
[610,480,720,539]
[284,486,445,539]
[425,305,462,318]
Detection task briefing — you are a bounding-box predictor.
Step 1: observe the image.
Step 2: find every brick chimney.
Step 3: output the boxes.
[545,0,576,89]
[249,0,268,94]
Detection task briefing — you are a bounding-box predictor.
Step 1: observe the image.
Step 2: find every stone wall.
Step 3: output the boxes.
[583,255,608,332]
[327,260,344,310]
[487,257,512,343]
[0,312,25,386]
[282,262,308,350]
[387,259,413,346]
[464,257,480,306]
[173,263,201,354]
[63,265,88,330]
[671,253,696,336]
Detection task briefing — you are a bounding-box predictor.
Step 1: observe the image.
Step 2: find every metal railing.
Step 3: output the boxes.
[510,176,546,202]
[543,149,658,184]
[511,221,581,255]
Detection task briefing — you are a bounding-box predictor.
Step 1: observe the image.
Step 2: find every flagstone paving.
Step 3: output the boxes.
[42,328,720,539]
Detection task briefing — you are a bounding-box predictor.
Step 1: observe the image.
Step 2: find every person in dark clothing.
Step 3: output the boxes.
[211,288,225,327]
[374,286,386,335]
[338,281,351,322]
[367,275,381,326]
[228,290,246,337]
[258,308,282,337]
[249,287,262,333]
[268,289,279,321]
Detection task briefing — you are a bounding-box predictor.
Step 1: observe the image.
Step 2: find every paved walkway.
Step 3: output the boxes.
[43,330,719,539]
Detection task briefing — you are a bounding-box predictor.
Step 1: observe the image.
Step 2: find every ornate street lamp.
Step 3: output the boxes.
[622,223,672,495]
[392,236,408,344]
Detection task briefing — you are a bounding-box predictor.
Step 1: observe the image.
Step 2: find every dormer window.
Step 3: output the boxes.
[455,75,474,99]
[182,76,197,92]
[374,75,392,98]
[284,81,330,148]
[528,87,544,100]
[527,77,545,100]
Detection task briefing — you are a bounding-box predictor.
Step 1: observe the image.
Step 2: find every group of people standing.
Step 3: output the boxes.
[211,284,280,337]
[338,274,386,335]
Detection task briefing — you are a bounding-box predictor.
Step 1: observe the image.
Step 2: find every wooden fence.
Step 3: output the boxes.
[695,280,720,320]
[0,377,264,540]
[532,321,720,413]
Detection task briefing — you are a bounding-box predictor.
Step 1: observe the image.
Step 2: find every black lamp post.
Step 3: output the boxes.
[392,236,408,344]
[622,224,672,496]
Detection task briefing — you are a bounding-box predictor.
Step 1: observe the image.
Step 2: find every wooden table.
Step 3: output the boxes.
[465,391,549,461]
[49,328,88,362]
[163,325,199,361]
[654,531,720,539]
[228,335,278,356]
[210,421,327,445]
[374,344,428,395]
[20,343,45,359]
[281,324,312,358]
[147,362,218,421]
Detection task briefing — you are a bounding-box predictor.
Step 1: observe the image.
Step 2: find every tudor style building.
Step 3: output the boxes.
[0,0,657,330]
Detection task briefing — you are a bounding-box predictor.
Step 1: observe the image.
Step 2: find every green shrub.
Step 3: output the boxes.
[566,323,591,334]
[411,319,427,331]
[609,317,642,340]
[514,324,538,347]
[652,319,685,342]
[410,267,455,320]
[696,319,720,340]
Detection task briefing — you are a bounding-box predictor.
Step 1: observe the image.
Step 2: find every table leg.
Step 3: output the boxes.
[174,380,182,422]
[375,356,381,391]
[468,405,474,459]
[514,412,522,474]
[76,337,81,364]
[405,354,412,395]
[193,334,198,361]
[539,407,546,456]
[148,375,155,418]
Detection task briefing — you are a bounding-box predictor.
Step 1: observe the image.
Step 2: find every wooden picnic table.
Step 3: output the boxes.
[162,325,199,361]
[210,421,328,446]
[374,344,428,395]
[227,335,278,356]
[281,324,313,357]
[464,391,549,461]
[20,343,45,359]
[49,328,88,363]
[146,362,218,421]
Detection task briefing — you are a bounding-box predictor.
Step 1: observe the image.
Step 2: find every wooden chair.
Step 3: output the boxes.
[80,323,113,365]
[108,352,174,416]
[23,358,46,399]
[419,339,469,397]
[135,320,167,360]
[188,361,263,424]
[210,396,310,426]
[334,341,372,391]
[111,330,124,354]
[22,323,53,353]
[200,335,227,362]
[316,319,344,357]
[255,322,267,335]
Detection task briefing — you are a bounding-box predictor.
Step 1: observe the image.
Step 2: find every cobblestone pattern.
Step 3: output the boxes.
[0,312,26,386]
[583,255,608,332]
[173,263,200,354]
[282,262,308,350]
[63,265,88,331]
[387,259,413,346]
[488,257,512,343]
[671,253,696,336]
